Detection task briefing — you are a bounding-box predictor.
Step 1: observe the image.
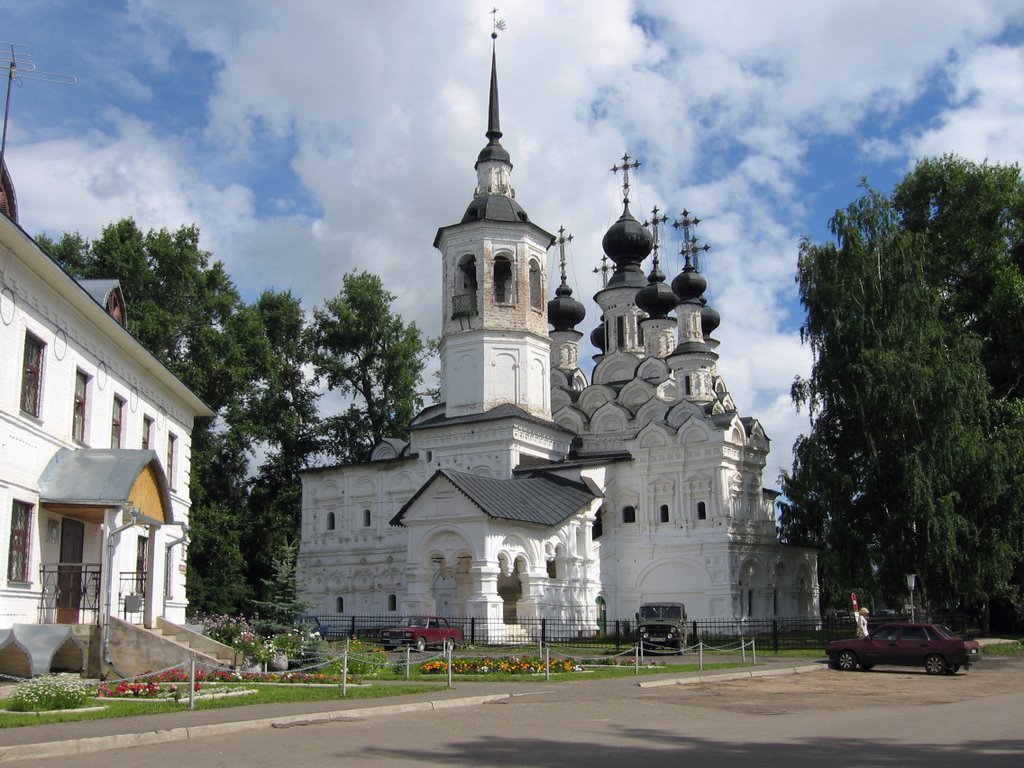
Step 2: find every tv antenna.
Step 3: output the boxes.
[1,43,78,171]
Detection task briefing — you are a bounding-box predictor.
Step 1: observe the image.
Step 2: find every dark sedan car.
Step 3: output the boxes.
[826,622,981,675]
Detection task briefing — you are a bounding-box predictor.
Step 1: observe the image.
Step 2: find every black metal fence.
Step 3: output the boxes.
[304,611,976,652]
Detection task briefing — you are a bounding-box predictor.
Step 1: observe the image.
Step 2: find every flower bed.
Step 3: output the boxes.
[96,680,202,700]
[4,675,92,712]
[419,656,580,675]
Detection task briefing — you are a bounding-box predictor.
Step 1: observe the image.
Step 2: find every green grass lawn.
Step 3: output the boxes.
[0,657,755,728]
[0,681,442,729]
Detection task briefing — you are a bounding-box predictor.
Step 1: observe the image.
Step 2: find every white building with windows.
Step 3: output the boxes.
[0,169,215,676]
[296,42,818,631]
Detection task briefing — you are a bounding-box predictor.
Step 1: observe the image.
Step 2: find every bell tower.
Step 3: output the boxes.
[434,34,556,421]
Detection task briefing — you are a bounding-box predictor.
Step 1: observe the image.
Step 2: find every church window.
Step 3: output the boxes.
[336,596,344,613]
[327,512,335,531]
[20,332,45,417]
[616,316,625,349]
[388,594,397,611]
[593,508,604,540]
[697,501,707,520]
[494,256,513,303]
[622,505,636,524]
[685,376,692,396]
[72,370,89,443]
[142,415,154,450]
[363,509,371,527]
[638,323,644,346]
[660,504,669,523]
[529,259,542,309]
[547,559,556,579]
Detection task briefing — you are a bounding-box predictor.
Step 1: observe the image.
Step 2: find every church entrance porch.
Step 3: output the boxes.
[497,556,524,624]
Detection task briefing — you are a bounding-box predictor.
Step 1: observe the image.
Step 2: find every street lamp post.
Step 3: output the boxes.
[906,573,916,622]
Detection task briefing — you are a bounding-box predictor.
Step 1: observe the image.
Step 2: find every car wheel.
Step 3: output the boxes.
[944,664,961,675]
[836,649,858,671]
[415,636,427,652]
[924,654,947,675]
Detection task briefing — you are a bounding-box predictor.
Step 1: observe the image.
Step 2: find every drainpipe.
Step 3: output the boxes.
[102,506,140,676]
[163,523,189,618]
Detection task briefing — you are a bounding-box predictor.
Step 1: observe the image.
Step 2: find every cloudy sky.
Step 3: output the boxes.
[4,1,1024,482]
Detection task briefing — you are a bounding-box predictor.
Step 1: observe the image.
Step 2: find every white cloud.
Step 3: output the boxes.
[5,0,1023,485]
[908,44,1024,163]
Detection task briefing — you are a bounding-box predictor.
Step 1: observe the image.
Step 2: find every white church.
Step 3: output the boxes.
[296,41,819,634]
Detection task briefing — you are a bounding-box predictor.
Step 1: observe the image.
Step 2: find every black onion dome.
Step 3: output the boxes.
[601,202,653,289]
[671,266,707,302]
[700,296,721,336]
[635,264,679,320]
[548,281,586,331]
[590,320,606,353]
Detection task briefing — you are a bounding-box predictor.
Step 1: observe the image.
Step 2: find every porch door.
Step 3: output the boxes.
[57,519,85,623]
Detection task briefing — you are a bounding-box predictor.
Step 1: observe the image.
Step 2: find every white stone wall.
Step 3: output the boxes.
[0,223,202,628]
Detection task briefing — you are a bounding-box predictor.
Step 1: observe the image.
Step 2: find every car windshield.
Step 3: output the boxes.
[639,605,683,620]
[931,624,957,638]
[401,618,430,628]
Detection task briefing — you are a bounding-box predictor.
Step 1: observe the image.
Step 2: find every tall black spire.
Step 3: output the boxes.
[463,22,528,224]
[487,42,501,143]
[476,34,510,169]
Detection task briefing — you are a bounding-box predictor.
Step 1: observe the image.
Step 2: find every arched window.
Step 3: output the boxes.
[327,512,336,531]
[363,509,371,527]
[494,256,513,303]
[336,596,344,613]
[616,316,625,349]
[547,559,556,578]
[454,255,478,318]
[685,376,692,396]
[593,508,604,540]
[623,505,636,524]
[697,501,707,520]
[660,504,669,523]
[388,594,397,611]
[529,259,542,309]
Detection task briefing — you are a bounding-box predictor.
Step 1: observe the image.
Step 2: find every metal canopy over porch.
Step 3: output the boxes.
[35,448,177,628]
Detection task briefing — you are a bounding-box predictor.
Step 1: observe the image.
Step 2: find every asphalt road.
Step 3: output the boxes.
[4,656,1023,767]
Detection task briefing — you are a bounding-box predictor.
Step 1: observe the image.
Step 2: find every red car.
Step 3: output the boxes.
[379,616,462,652]
[826,622,981,675]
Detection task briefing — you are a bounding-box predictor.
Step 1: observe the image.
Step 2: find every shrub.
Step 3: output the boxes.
[5,674,91,712]
[199,614,253,646]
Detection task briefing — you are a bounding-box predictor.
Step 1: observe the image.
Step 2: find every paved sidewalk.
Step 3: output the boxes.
[0,656,826,761]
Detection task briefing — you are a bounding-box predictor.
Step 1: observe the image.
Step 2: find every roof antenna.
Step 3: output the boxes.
[1,43,77,172]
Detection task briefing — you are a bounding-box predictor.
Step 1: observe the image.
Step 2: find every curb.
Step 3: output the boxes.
[0,693,513,762]
[637,662,827,688]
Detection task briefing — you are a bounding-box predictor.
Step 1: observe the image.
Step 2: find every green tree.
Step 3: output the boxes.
[781,158,1024,625]
[239,291,323,600]
[308,271,428,463]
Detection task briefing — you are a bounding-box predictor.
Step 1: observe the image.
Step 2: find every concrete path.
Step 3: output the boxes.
[0,656,825,761]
